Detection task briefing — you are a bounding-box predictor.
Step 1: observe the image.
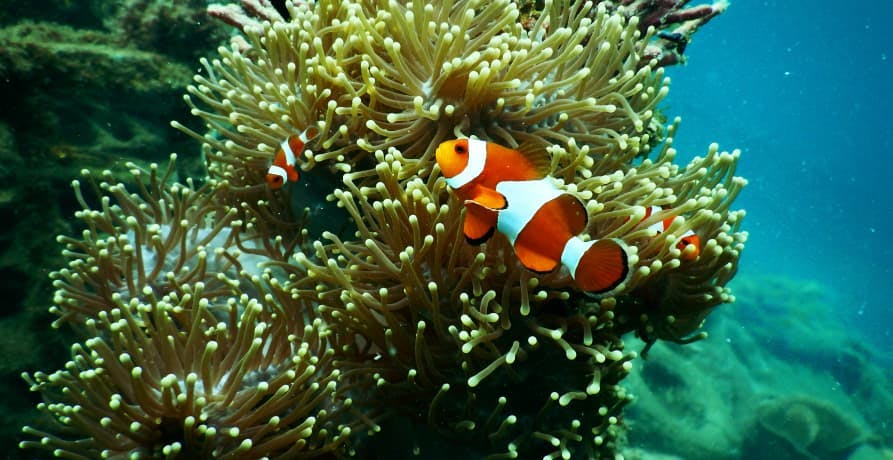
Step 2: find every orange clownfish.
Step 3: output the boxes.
[640,205,701,260]
[435,139,631,294]
[265,126,319,189]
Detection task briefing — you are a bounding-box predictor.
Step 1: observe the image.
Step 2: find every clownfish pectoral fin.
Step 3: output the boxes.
[564,238,630,294]
[551,193,588,236]
[462,200,498,245]
[514,241,561,274]
[467,185,508,210]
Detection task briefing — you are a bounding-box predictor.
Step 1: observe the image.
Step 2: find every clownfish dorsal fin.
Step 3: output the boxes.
[462,200,498,245]
[482,141,551,181]
[515,142,553,179]
[553,193,588,237]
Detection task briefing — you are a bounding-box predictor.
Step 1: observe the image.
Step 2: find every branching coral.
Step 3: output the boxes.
[22,0,745,458]
[603,0,730,66]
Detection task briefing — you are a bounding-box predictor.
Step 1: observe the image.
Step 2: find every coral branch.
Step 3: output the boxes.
[619,0,730,66]
[207,0,301,33]
[207,3,260,32]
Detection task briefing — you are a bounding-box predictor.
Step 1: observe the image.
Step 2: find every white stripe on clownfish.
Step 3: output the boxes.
[444,138,488,189]
[641,205,700,260]
[279,137,298,167]
[494,178,563,246]
[267,165,288,183]
[265,125,319,190]
[561,237,598,282]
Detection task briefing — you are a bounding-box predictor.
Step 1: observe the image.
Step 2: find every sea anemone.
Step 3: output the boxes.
[22,0,745,458]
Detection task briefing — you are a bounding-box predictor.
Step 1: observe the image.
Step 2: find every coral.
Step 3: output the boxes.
[21,0,745,458]
[747,395,878,460]
[212,0,729,67]
[624,273,893,460]
[95,0,229,63]
[0,12,220,330]
[0,21,194,173]
[607,0,730,66]
[848,445,893,460]
[0,22,191,94]
[623,338,744,460]
[0,1,232,451]
[208,0,302,35]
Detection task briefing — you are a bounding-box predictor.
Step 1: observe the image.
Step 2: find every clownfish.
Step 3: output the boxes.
[265,126,319,189]
[435,139,630,294]
[639,205,701,260]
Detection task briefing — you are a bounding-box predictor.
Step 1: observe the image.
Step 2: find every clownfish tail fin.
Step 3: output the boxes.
[563,237,630,294]
[301,125,320,143]
[678,231,701,260]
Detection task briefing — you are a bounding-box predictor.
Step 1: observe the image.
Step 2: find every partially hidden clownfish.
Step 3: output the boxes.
[638,205,701,260]
[265,126,320,189]
[435,138,631,294]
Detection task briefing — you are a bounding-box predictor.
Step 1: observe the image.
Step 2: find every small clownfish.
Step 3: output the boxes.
[265,126,320,189]
[640,205,701,260]
[435,138,631,294]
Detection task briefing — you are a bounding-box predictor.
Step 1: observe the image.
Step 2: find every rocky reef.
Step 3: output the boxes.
[624,274,893,460]
[0,0,228,451]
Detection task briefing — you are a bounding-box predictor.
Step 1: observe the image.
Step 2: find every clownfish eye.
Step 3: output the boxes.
[454,144,466,154]
[274,177,282,183]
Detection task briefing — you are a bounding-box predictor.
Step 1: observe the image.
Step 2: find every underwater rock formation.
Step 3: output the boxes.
[20,0,745,458]
[0,2,230,449]
[748,396,877,460]
[624,274,893,460]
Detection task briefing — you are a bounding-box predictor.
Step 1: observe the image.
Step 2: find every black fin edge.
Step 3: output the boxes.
[465,226,496,246]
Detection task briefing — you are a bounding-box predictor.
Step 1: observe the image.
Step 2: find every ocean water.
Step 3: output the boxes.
[623,3,893,457]
[666,0,892,351]
[3,1,891,458]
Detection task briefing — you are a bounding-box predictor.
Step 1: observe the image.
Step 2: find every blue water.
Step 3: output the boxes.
[665,1,893,355]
